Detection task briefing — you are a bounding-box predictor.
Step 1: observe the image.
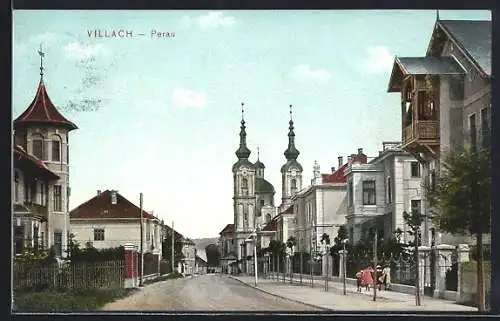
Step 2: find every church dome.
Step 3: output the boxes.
[253,160,265,169]
[255,177,275,194]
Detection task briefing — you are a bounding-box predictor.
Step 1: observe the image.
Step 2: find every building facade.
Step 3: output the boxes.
[387,18,491,246]
[345,143,423,245]
[13,56,78,258]
[69,190,162,260]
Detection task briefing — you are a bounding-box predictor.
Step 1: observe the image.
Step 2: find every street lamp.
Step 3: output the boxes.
[342,238,348,295]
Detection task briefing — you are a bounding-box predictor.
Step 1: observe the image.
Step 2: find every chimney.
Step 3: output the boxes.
[338,156,343,168]
[358,148,363,155]
[97,190,101,196]
[331,167,336,173]
[111,190,117,205]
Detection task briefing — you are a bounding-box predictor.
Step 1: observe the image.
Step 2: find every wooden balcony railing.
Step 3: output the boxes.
[404,120,440,145]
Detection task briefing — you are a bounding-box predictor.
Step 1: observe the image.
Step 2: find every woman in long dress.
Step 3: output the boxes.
[382,265,391,290]
[361,266,374,291]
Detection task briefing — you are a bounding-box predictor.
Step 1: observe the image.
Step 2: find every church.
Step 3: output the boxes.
[218,103,303,273]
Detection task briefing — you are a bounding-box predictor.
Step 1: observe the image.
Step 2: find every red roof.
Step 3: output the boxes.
[70,190,157,220]
[14,80,78,130]
[14,145,59,180]
[219,224,235,235]
[262,219,277,232]
[322,154,367,184]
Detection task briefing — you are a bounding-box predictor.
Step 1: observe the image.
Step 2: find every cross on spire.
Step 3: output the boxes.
[289,104,293,121]
[241,102,245,122]
[257,146,260,160]
[38,44,45,80]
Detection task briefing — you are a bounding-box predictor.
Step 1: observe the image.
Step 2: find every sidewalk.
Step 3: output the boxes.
[228,274,477,312]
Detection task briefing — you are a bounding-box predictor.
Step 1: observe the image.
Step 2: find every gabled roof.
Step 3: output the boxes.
[14,80,78,130]
[430,20,491,76]
[279,205,294,215]
[14,145,59,180]
[70,190,157,220]
[219,223,235,235]
[322,162,349,184]
[388,56,464,92]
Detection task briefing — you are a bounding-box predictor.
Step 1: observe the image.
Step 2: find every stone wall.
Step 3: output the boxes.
[460,260,491,302]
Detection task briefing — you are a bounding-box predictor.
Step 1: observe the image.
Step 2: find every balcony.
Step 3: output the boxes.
[403,120,440,147]
[13,202,48,220]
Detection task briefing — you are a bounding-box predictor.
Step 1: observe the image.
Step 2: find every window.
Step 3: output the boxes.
[40,232,44,249]
[94,228,105,241]
[14,226,24,255]
[52,140,61,161]
[53,232,63,257]
[362,180,376,205]
[411,162,421,177]
[33,225,39,250]
[291,179,297,194]
[266,213,271,223]
[146,223,151,241]
[260,199,265,206]
[348,181,353,206]
[387,177,392,204]
[40,183,46,206]
[411,200,421,215]
[14,171,19,202]
[481,107,490,148]
[430,170,436,191]
[30,181,37,203]
[469,113,477,150]
[32,139,43,159]
[53,185,62,212]
[242,178,248,189]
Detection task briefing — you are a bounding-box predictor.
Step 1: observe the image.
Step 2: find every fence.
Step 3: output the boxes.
[13,260,125,291]
[137,253,160,277]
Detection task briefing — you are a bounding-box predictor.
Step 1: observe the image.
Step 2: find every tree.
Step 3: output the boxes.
[320,233,330,245]
[162,229,185,265]
[286,236,297,252]
[205,244,221,267]
[424,143,491,311]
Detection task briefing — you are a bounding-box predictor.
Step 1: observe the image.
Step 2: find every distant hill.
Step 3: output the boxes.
[192,237,219,250]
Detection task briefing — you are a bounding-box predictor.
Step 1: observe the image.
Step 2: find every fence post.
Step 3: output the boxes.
[456,244,470,301]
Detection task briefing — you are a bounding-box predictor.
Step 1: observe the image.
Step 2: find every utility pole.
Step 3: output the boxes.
[415,228,421,306]
[299,234,303,285]
[139,193,144,287]
[310,237,314,288]
[373,231,377,301]
[171,221,175,274]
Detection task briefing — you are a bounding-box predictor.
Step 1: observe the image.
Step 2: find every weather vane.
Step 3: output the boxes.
[38,44,45,79]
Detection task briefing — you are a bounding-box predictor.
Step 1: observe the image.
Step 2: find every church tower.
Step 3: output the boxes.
[13,46,78,258]
[232,103,257,233]
[280,105,303,210]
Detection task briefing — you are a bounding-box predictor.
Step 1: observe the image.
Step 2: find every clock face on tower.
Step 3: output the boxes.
[241,167,248,177]
[291,168,297,177]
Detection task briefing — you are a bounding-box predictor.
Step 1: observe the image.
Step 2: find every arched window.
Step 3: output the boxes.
[31,134,44,160]
[291,179,297,194]
[242,178,248,189]
[51,135,62,162]
[266,214,271,223]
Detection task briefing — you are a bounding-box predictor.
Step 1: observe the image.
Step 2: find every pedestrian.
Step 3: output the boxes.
[382,264,391,290]
[362,266,373,291]
[356,270,363,292]
[376,265,383,290]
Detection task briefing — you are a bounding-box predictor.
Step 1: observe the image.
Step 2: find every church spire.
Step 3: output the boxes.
[235,102,251,160]
[284,104,300,161]
[436,9,440,21]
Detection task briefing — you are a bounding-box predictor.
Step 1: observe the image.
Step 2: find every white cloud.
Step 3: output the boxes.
[181,12,236,29]
[63,42,105,60]
[289,64,331,84]
[30,31,59,45]
[360,45,394,73]
[172,87,206,108]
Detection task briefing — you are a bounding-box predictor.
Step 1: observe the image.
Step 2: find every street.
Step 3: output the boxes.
[101,274,323,311]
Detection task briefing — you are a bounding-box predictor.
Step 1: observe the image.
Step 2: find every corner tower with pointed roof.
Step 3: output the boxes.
[13,47,78,258]
[280,105,303,210]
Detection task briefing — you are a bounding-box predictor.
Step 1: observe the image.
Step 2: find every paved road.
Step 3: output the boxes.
[101,274,322,311]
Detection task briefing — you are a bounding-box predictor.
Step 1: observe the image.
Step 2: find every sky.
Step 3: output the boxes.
[12,10,491,238]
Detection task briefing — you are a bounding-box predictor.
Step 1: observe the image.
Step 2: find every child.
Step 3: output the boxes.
[356,270,363,292]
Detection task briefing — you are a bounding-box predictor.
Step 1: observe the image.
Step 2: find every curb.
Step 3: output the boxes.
[226,275,332,311]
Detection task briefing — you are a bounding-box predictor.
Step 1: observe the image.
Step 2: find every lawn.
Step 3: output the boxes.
[13,288,136,312]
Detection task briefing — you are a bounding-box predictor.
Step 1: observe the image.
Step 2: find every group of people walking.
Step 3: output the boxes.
[355,264,391,292]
